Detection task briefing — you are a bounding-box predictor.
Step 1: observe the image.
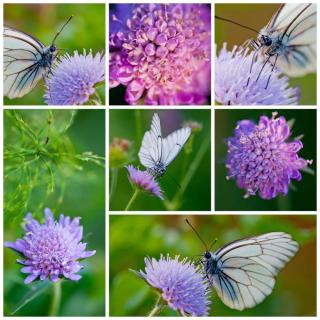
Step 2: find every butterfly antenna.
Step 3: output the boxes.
[185,219,208,251]
[215,15,261,35]
[208,238,218,251]
[52,15,73,45]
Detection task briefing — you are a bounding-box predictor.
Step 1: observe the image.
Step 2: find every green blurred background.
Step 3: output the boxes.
[215,4,317,105]
[109,109,211,211]
[109,214,316,316]
[215,109,316,211]
[4,3,105,105]
[4,110,105,316]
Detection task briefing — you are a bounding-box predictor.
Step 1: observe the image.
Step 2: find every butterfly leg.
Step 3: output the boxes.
[255,54,271,84]
[265,53,278,89]
[245,40,260,87]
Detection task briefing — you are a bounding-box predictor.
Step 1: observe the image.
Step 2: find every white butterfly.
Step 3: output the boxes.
[256,3,316,78]
[186,221,299,311]
[4,16,72,99]
[138,113,191,178]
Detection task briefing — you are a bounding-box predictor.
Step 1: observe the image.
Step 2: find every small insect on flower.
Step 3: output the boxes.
[186,219,299,311]
[138,113,191,178]
[109,4,211,105]
[4,16,73,99]
[215,44,300,105]
[216,4,316,79]
[45,50,105,105]
[134,255,210,316]
[126,165,163,199]
[5,208,96,284]
[226,112,311,199]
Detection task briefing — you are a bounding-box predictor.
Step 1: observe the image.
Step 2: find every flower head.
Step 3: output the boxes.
[126,165,163,199]
[227,113,311,199]
[215,43,300,105]
[5,208,96,284]
[110,138,132,168]
[45,50,105,105]
[137,255,210,316]
[110,4,211,105]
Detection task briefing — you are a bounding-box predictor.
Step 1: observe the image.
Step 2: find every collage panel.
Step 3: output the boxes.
[215,109,316,211]
[4,3,105,106]
[109,3,211,106]
[3,109,105,316]
[109,214,316,316]
[109,109,211,211]
[215,3,316,106]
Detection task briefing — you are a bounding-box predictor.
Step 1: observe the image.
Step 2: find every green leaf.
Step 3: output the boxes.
[11,281,51,315]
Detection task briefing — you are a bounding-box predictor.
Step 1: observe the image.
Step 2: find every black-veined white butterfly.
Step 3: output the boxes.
[138,113,191,178]
[216,3,316,82]
[186,220,299,311]
[4,16,73,99]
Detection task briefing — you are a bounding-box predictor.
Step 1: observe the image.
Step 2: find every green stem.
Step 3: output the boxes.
[110,168,118,203]
[148,296,163,317]
[49,280,62,316]
[135,110,142,144]
[165,135,210,210]
[124,189,140,211]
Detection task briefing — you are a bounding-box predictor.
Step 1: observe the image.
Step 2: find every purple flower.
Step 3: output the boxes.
[5,208,96,284]
[215,43,300,105]
[226,113,311,199]
[126,165,163,199]
[137,255,210,316]
[45,50,105,105]
[110,4,211,105]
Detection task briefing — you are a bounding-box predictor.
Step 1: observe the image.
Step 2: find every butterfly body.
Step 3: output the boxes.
[147,161,166,178]
[138,113,191,178]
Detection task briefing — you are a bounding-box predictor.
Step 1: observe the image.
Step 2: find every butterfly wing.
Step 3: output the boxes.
[161,127,191,166]
[261,3,316,77]
[209,232,299,311]
[4,27,47,99]
[138,113,163,169]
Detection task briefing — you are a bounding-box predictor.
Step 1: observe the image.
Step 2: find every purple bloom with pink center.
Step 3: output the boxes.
[5,208,96,284]
[226,113,311,199]
[126,165,163,199]
[109,4,211,105]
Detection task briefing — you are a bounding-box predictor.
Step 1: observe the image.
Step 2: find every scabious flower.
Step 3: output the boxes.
[215,43,300,105]
[110,138,132,168]
[5,208,96,284]
[226,113,311,199]
[110,4,211,105]
[126,165,163,199]
[137,255,210,316]
[45,50,105,105]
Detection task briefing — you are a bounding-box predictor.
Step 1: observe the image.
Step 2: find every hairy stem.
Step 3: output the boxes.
[124,189,140,211]
[110,168,118,203]
[49,280,62,316]
[148,296,164,317]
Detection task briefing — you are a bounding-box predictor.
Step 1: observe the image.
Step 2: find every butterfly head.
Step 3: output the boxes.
[258,34,273,47]
[204,251,212,259]
[49,45,57,53]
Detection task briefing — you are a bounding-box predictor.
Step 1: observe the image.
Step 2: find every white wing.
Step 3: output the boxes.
[138,113,162,169]
[261,3,316,77]
[4,27,47,99]
[161,127,191,166]
[209,232,299,311]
